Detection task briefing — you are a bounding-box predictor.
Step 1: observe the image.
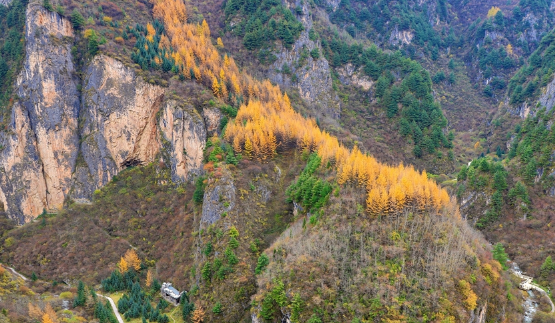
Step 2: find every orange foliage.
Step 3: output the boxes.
[124,249,141,271]
[118,257,128,273]
[146,269,153,287]
[151,0,453,215]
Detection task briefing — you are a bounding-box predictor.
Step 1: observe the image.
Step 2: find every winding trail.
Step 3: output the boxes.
[1,264,28,281]
[98,294,124,323]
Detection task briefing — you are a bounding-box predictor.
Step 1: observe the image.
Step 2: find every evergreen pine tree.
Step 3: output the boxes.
[201,262,212,282]
[43,0,53,11]
[290,293,303,323]
[74,280,87,307]
[541,256,554,279]
[181,293,195,321]
[71,10,85,29]
[493,170,507,191]
[88,35,99,56]
[255,254,269,274]
[492,243,509,270]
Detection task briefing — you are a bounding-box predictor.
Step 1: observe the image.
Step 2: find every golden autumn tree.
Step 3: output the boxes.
[124,249,141,271]
[146,269,153,287]
[244,137,253,159]
[506,43,513,56]
[366,188,382,216]
[44,304,58,323]
[146,23,156,42]
[487,6,500,18]
[212,77,221,97]
[191,306,205,323]
[118,257,128,273]
[458,280,478,310]
[28,303,43,320]
[42,314,54,323]
[216,37,224,48]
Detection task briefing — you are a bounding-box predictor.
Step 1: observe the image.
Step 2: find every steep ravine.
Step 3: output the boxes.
[0,5,215,224]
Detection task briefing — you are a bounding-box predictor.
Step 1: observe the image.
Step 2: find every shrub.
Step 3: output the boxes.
[458,280,477,310]
[193,177,206,204]
[255,254,269,274]
[4,237,14,247]
[60,291,73,299]
[212,302,222,314]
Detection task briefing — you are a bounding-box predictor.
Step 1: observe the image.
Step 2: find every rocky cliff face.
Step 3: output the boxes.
[0,0,12,6]
[0,5,79,223]
[268,0,340,118]
[159,100,206,183]
[73,55,165,200]
[0,5,213,223]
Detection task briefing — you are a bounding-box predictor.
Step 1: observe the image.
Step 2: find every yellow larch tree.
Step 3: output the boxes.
[506,43,513,56]
[146,269,153,287]
[243,137,253,159]
[217,37,224,49]
[28,303,43,320]
[125,249,141,271]
[146,23,156,42]
[233,135,242,154]
[118,257,128,273]
[42,313,54,323]
[212,77,221,97]
[487,6,501,18]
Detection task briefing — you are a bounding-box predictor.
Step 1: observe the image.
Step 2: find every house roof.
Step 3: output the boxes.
[162,282,181,299]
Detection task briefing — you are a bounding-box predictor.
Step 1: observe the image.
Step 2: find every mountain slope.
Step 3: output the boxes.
[0,0,549,322]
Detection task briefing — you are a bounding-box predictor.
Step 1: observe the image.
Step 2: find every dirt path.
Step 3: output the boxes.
[98,294,124,323]
[1,264,27,281]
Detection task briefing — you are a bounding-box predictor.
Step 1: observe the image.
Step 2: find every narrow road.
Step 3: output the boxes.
[98,294,124,323]
[1,264,27,281]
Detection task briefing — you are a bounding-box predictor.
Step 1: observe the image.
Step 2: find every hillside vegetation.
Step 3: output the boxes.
[0,0,550,321]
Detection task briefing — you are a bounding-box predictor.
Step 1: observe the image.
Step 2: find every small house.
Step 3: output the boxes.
[160,282,183,306]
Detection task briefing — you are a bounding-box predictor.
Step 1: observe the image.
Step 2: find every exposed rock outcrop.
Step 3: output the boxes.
[202,107,222,137]
[539,76,555,112]
[159,101,206,183]
[0,0,12,6]
[0,6,212,223]
[336,63,373,91]
[389,26,414,46]
[0,5,79,222]
[200,170,236,225]
[268,0,340,118]
[72,55,165,200]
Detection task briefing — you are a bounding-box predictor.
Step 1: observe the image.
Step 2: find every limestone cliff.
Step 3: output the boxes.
[0,5,213,223]
[73,55,165,200]
[268,0,340,118]
[0,5,79,223]
[159,100,206,183]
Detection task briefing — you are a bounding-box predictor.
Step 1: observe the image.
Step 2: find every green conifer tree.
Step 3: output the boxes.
[255,254,269,274]
[71,10,85,29]
[492,243,509,270]
[74,280,87,307]
[43,0,53,11]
